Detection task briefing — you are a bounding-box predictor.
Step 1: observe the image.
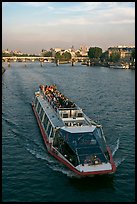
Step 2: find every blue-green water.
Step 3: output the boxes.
[2,62,135,202]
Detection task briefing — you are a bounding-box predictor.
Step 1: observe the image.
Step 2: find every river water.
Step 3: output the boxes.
[2,62,135,202]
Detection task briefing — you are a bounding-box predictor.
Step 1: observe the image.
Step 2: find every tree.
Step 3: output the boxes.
[88,47,102,59]
[2,52,12,57]
[100,51,109,62]
[131,48,135,61]
[109,52,120,62]
[62,51,71,61]
[55,52,61,60]
[55,51,71,61]
[42,51,52,57]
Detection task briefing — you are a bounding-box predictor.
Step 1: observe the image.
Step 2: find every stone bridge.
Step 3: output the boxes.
[2,56,55,62]
[2,56,89,63]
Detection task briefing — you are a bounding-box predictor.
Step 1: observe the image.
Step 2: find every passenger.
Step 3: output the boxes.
[40,85,45,93]
[44,85,47,92]
[65,98,69,107]
[39,84,44,92]
[92,155,101,165]
[53,96,57,102]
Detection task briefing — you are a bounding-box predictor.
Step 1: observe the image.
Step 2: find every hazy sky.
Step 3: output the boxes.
[2,2,135,54]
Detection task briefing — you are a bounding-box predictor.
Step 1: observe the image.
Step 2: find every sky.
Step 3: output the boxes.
[2,2,135,54]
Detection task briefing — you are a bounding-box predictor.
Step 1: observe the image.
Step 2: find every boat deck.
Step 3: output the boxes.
[36,91,92,129]
[35,84,95,129]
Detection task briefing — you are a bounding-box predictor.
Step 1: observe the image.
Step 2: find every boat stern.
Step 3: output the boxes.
[75,162,115,176]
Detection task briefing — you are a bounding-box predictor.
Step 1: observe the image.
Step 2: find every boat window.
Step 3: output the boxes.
[49,127,54,138]
[47,122,52,136]
[53,132,65,148]
[90,139,97,145]
[41,112,45,122]
[77,133,96,145]
[37,102,41,113]
[77,112,83,117]
[95,127,102,138]
[79,122,83,126]
[62,113,68,118]
[78,151,107,164]
[39,108,44,121]
[43,115,49,130]
[46,120,50,132]
[39,106,42,115]
[93,128,107,152]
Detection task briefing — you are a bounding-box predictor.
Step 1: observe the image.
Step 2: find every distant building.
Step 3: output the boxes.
[71,45,75,52]
[11,50,24,55]
[79,45,88,56]
[108,45,135,60]
[3,50,10,54]
[3,49,25,56]
[40,46,89,58]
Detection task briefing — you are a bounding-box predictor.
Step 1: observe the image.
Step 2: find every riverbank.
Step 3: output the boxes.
[81,61,135,69]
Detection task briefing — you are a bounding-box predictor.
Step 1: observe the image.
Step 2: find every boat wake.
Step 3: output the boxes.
[111,138,120,156]
[25,140,80,177]
[26,147,51,161]
[114,157,125,168]
[47,163,79,178]
[25,141,55,164]
[110,138,126,168]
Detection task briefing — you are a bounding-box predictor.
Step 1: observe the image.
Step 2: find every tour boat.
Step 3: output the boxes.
[31,84,116,176]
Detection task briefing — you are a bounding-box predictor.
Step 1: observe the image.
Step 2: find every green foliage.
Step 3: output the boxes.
[55,52,61,60]
[42,51,52,57]
[131,48,135,60]
[88,47,102,59]
[62,51,71,61]
[100,51,109,62]
[109,52,120,62]
[2,53,12,57]
[55,51,71,61]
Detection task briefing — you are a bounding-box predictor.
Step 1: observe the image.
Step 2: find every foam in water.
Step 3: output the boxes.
[25,142,79,177]
[26,147,48,161]
[26,144,55,164]
[112,138,120,156]
[47,162,81,178]
[114,157,126,167]
[110,138,126,168]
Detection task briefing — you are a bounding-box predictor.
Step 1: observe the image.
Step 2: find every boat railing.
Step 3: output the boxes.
[58,107,77,111]
[58,108,84,118]
[39,85,78,113]
[38,85,89,124]
[38,89,94,127]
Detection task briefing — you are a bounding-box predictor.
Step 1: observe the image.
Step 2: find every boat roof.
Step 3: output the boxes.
[37,94,64,128]
[61,125,96,133]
